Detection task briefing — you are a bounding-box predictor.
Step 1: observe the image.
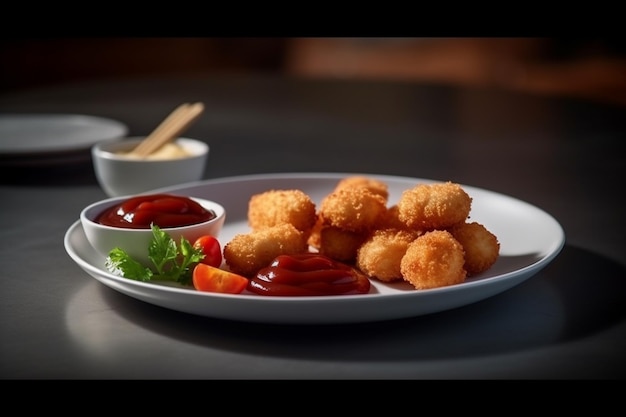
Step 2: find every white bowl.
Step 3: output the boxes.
[80,194,226,265]
[92,137,209,197]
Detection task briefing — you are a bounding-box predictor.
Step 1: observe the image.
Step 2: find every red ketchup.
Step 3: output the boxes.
[95,194,216,229]
[248,253,371,296]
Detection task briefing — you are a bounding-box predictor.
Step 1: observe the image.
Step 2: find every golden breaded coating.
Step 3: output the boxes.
[397,182,472,230]
[247,189,317,236]
[307,215,324,250]
[400,230,467,289]
[318,225,368,263]
[223,223,308,277]
[319,188,388,233]
[334,176,389,201]
[356,228,420,282]
[448,221,500,276]
[378,205,427,234]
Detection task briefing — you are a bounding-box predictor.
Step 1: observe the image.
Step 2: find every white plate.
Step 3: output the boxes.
[64,173,565,324]
[0,114,128,156]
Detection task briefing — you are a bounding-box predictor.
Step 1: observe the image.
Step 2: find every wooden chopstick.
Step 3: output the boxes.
[131,102,204,157]
[131,103,191,156]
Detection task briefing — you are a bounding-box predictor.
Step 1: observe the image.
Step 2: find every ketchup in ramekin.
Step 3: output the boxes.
[95,194,216,229]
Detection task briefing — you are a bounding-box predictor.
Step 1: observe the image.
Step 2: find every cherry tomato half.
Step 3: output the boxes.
[192,263,249,294]
[193,235,223,268]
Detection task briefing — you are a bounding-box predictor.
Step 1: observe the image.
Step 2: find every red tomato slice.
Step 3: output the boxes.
[192,263,249,294]
[193,235,223,268]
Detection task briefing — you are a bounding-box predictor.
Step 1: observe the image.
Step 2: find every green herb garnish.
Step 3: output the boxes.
[105,224,204,286]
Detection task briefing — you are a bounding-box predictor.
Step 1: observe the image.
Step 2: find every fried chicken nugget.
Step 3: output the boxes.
[334,176,389,201]
[319,188,388,233]
[223,223,308,277]
[317,225,368,263]
[400,230,467,289]
[356,228,421,282]
[448,221,500,276]
[397,182,472,230]
[248,189,317,236]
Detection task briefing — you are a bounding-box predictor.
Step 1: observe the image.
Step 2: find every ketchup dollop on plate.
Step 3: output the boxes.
[248,253,371,296]
[95,194,216,229]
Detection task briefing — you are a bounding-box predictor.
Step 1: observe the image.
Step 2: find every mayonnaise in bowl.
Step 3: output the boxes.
[117,142,192,160]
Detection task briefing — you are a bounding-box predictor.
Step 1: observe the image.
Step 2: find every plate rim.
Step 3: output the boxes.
[64,172,566,324]
[0,113,129,156]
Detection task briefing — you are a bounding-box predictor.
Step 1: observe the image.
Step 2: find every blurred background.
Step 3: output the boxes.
[2,37,626,106]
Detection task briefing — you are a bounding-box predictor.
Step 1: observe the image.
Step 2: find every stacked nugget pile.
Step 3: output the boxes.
[223,176,500,290]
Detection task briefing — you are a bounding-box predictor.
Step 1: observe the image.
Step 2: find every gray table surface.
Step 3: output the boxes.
[1,74,625,379]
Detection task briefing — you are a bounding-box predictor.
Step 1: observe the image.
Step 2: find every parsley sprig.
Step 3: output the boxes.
[105,224,204,286]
